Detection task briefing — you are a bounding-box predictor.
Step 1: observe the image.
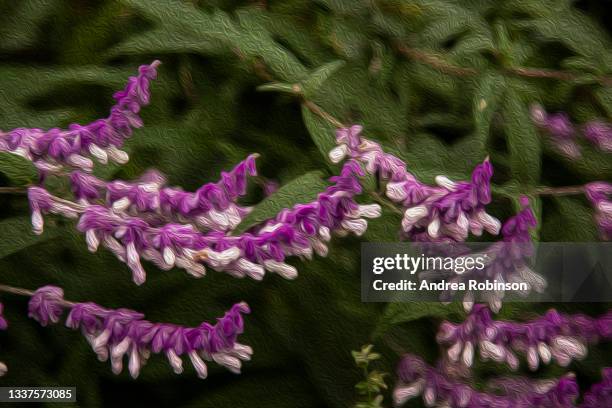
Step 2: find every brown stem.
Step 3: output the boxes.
[370,192,404,215]
[535,185,585,196]
[395,43,612,86]
[301,99,346,128]
[0,284,75,307]
[0,187,26,194]
[395,44,477,76]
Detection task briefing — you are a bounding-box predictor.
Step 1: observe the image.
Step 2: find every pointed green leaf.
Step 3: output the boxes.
[257,82,299,94]
[301,104,338,168]
[503,87,541,186]
[232,171,328,234]
[0,217,58,259]
[473,72,505,144]
[372,302,462,339]
[0,152,37,186]
[301,60,345,98]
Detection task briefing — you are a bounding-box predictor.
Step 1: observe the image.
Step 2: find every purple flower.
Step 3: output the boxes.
[28,160,381,284]
[0,303,6,376]
[436,305,611,371]
[27,285,251,379]
[0,303,7,331]
[394,353,579,407]
[531,104,580,159]
[0,61,160,175]
[583,121,612,152]
[330,125,499,242]
[585,182,612,240]
[28,285,67,326]
[70,154,258,231]
[581,368,612,408]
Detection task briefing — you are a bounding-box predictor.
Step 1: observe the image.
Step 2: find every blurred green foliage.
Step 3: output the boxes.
[0,0,611,407]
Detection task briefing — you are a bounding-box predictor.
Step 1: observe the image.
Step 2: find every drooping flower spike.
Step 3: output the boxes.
[417,196,543,312]
[28,160,381,284]
[585,182,612,240]
[436,305,612,371]
[0,61,160,175]
[69,154,258,231]
[0,303,7,376]
[330,125,500,242]
[393,354,579,408]
[27,286,251,379]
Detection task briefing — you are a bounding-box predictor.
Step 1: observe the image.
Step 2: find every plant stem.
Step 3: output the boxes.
[369,192,404,215]
[301,100,346,128]
[0,284,75,307]
[395,43,612,86]
[535,185,585,196]
[0,187,26,194]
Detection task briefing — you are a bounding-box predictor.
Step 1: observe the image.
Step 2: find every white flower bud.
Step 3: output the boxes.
[166,349,184,374]
[188,350,208,379]
[328,144,349,163]
[89,143,108,163]
[462,341,474,367]
[435,175,457,191]
[212,353,242,374]
[393,380,424,406]
[263,260,298,279]
[357,204,382,218]
[341,218,368,236]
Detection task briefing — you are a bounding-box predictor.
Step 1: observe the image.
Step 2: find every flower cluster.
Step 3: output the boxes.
[585,182,612,240]
[0,61,159,176]
[28,160,380,284]
[27,286,251,379]
[455,196,546,312]
[393,354,579,408]
[69,154,258,231]
[436,305,612,371]
[330,125,499,242]
[531,104,612,157]
[0,303,7,376]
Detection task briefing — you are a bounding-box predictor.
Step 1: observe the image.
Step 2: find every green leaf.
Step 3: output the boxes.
[301,60,345,99]
[257,82,299,94]
[502,87,541,186]
[0,152,37,186]
[473,72,505,144]
[372,302,462,339]
[541,197,599,242]
[121,0,308,82]
[232,171,328,234]
[0,217,58,259]
[301,105,338,168]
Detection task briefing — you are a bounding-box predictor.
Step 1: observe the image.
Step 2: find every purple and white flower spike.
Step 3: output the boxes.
[0,61,160,175]
[585,182,612,240]
[531,104,580,158]
[393,354,579,408]
[69,154,258,231]
[531,104,612,156]
[27,286,251,379]
[28,160,380,284]
[0,303,7,376]
[437,305,612,371]
[418,196,542,312]
[580,368,612,408]
[330,125,499,242]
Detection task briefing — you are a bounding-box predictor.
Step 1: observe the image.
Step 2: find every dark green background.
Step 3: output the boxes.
[0,1,611,407]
